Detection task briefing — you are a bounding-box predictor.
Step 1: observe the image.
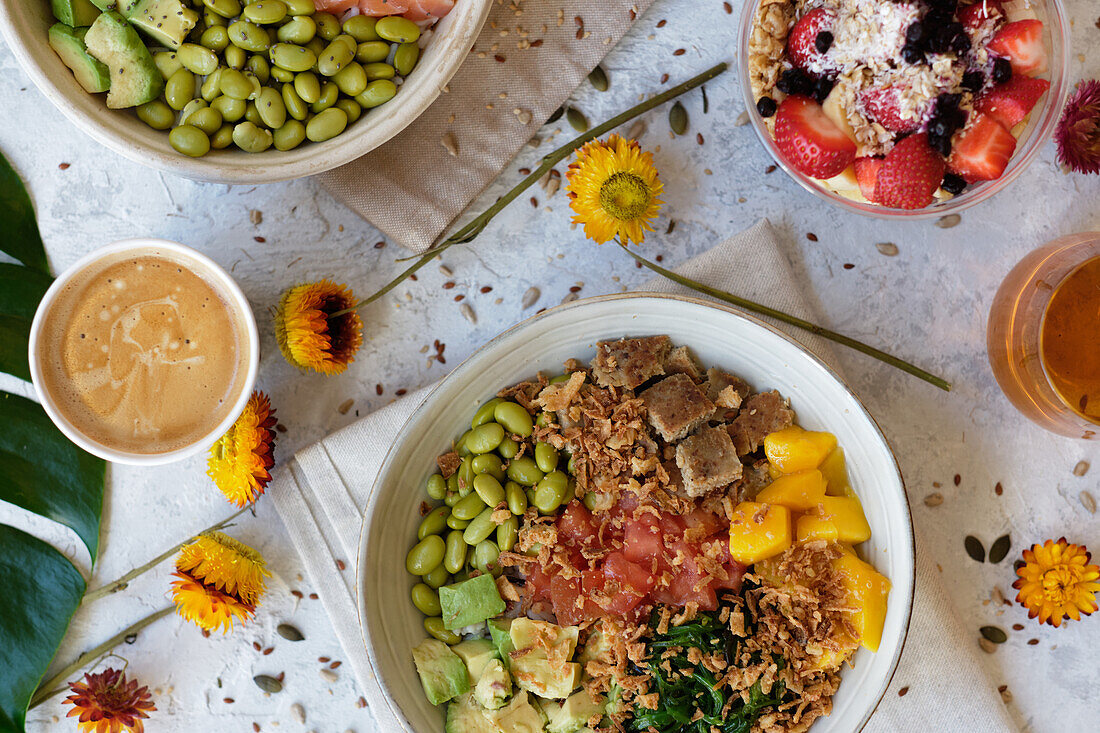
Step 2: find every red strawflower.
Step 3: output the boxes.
[1055,80,1100,174]
[63,668,155,733]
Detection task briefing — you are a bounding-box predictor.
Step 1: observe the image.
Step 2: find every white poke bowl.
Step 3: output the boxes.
[357,293,915,732]
[0,0,492,183]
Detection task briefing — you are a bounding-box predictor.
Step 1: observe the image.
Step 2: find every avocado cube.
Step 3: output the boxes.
[452,638,499,684]
[509,618,582,699]
[412,639,470,706]
[48,23,110,94]
[126,0,197,50]
[487,618,514,666]
[51,0,101,26]
[490,691,547,733]
[547,689,605,733]
[473,659,512,710]
[445,693,499,733]
[439,573,506,631]
[83,11,163,108]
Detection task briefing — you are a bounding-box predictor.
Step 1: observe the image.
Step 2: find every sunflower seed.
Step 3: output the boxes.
[291,704,306,724]
[440,132,459,157]
[543,177,560,198]
[669,101,688,135]
[978,638,997,654]
[460,304,477,324]
[521,287,540,309]
[734,111,750,127]
[254,675,283,693]
[546,106,564,124]
[249,209,263,225]
[319,669,338,683]
[965,535,985,562]
[989,534,1011,564]
[875,242,899,256]
[588,65,609,91]
[923,492,943,507]
[936,214,962,228]
[336,400,353,415]
[560,292,578,305]
[1073,460,1089,476]
[627,120,647,140]
[566,107,589,132]
[1080,491,1097,514]
[277,624,305,642]
[980,626,1008,644]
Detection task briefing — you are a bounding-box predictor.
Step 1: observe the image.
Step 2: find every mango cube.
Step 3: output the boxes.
[796,514,839,543]
[833,551,891,652]
[819,447,854,497]
[815,496,871,544]
[755,470,828,511]
[764,426,838,474]
[728,502,792,564]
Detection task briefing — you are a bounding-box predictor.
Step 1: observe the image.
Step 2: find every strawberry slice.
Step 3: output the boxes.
[987,20,1048,77]
[975,76,1050,129]
[947,113,1017,182]
[853,157,884,202]
[957,0,1004,32]
[860,86,921,133]
[787,8,835,71]
[775,95,857,179]
[873,134,946,210]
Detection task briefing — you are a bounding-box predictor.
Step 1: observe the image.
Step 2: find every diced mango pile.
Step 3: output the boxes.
[728,426,890,652]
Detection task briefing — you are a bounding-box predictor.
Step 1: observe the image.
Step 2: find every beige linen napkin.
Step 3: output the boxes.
[269,220,1016,731]
[317,0,654,253]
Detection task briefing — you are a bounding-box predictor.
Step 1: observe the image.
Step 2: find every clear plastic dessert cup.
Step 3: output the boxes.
[737,0,1070,219]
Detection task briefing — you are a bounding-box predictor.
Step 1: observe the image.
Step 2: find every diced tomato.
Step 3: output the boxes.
[549,574,584,625]
[666,571,718,611]
[622,514,662,564]
[557,501,598,546]
[682,508,725,537]
[714,559,748,592]
[604,552,656,596]
[525,565,554,604]
[358,0,411,15]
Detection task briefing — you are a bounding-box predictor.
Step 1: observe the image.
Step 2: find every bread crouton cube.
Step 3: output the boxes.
[704,368,750,406]
[726,391,795,455]
[675,426,743,497]
[663,346,703,382]
[640,373,715,442]
[590,335,670,390]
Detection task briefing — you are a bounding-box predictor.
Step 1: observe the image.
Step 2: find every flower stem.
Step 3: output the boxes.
[329,62,729,318]
[29,606,174,709]
[81,505,252,605]
[619,244,951,392]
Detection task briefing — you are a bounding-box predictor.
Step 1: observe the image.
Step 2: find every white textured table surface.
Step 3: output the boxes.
[2,1,1099,731]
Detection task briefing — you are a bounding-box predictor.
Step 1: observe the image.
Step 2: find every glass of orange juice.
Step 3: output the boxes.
[987,232,1100,440]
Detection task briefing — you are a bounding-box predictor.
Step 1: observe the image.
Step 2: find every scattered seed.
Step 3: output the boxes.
[262,647,273,656]
[319,656,330,663]
[459,303,477,324]
[994,482,1003,496]
[249,210,263,225]
[734,111,750,127]
[356,697,367,708]
[442,281,455,290]
[989,534,1011,564]
[1000,688,1013,704]
[254,675,283,693]
[440,132,459,157]
[320,669,338,683]
[954,473,961,486]
[980,626,1008,644]
[479,286,492,294]
[330,660,342,669]
[336,559,346,571]
[898,686,909,697]
[660,72,669,83]
[58,162,71,170]
[253,724,261,732]
[672,48,686,56]
[923,492,943,507]
[588,65,609,91]
[965,535,986,563]
[566,107,589,132]
[337,399,353,415]
[1027,638,1039,645]
[290,589,303,599]
[1077,490,1097,514]
[978,638,997,654]
[666,220,676,234]
[936,214,962,228]
[724,2,733,13]
[1073,460,1089,476]
[224,697,235,704]
[991,586,1008,606]
[375,384,383,396]
[373,241,385,249]
[253,641,262,651]
[627,120,647,140]
[669,102,688,135]
[277,624,305,642]
[765,165,777,174]
[1012,623,1024,630]
[291,704,306,724]
[521,287,540,309]
[546,107,564,124]
[309,593,319,600]
[806,232,818,242]
[842,263,855,270]
[875,242,899,256]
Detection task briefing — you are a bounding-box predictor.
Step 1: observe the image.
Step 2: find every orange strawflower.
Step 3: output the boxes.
[274,280,363,375]
[170,532,269,633]
[63,668,155,733]
[1013,538,1100,627]
[207,391,277,507]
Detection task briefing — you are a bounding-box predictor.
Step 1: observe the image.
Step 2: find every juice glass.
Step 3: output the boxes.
[987,232,1100,439]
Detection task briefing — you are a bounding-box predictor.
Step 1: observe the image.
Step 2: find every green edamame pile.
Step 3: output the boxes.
[141,1,423,157]
[405,393,577,643]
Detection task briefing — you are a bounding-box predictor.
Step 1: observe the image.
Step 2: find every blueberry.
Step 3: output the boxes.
[813,76,835,103]
[962,71,984,91]
[937,92,962,110]
[951,31,971,55]
[929,118,952,137]
[941,173,967,194]
[905,22,925,45]
[756,96,777,118]
[929,132,953,157]
[992,57,1013,84]
[777,68,814,96]
[815,30,834,54]
[902,44,925,64]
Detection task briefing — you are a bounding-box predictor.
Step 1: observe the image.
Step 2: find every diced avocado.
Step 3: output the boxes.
[88,0,137,11]
[509,618,582,700]
[547,689,604,733]
[452,638,499,684]
[125,0,197,49]
[445,693,500,733]
[578,630,612,679]
[488,618,515,666]
[474,659,512,710]
[83,11,163,108]
[439,573,506,631]
[490,691,546,733]
[51,0,101,26]
[412,638,470,706]
[604,683,624,715]
[48,23,110,93]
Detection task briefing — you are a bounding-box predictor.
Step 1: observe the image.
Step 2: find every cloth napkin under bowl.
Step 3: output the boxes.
[269,220,1016,732]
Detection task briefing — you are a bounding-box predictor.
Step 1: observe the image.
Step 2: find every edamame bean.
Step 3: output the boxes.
[165,68,197,110]
[549,373,572,384]
[463,508,497,546]
[526,486,538,507]
[334,98,360,123]
[283,0,314,14]
[203,0,240,19]
[405,534,445,575]
[443,530,467,574]
[534,471,571,514]
[332,33,357,54]
[446,473,459,493]
[232,120,273,152]
[228,19,270,53]
[186,106,223,135]
[278,15,315,44]
[270,42,316,72]
[535,442,559,473]
[244,71,263,100]
[583,490,614,512]
[355,40,390,63]
[535,411,553,428]
[342,14,378,42]
[452,493,487,521]
[204,7,228,27]
[411,583,441,616]
[210,123,234,149]
[244,100,262,125]
[304,36,325,59]
[224,44,247,69]
[178,43,218,75]
[423,565,449,589]
[200,25,229,51]
[443,489,460,507]
[376,15,420,43]
[247,54,270,84]
[466,422,505,454]
[474,540,501,575]
[498,437,520,460]
[281,82,307,120]
[219,67,253,99]
[136,100,174,130]
[179,98,205,121]
[457,457,474,496]
[293,70,320,102]
[473,473,505,507]
[424,617,461,644]
[313,11,340,40]
[497,516,518,552]
[256,86,286,128]
[333,62,367,96]
[270,65,294,83]
[310,81,338,112]
[507,456,544,486]
[456,429,473,456]
[362,61,395,80]
[354,78,396,108]
[426,474,447,500]
[446,513,469,530]
[472,398,504,429]
[242,0,286,25]
[317,37,354,76]
[418,506,449,540]
[153,51,182,79]
[471,454,506,481]
[394,41,419,76]
[505,481,527,515]
[494,402,534,437]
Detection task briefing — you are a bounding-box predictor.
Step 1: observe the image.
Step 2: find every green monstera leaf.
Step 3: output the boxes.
[0,154,48,274]
[0,525,86,733]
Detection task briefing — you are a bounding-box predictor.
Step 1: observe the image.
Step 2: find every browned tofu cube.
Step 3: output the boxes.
[590,335,670,389]
[663,345,703,382]
[704,368,750,406]
[640,373,715,442]
[726,390,794,455]
[675,426,743,497]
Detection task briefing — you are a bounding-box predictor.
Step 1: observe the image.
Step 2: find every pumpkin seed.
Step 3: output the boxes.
[277,623,304,641]
[254,674,283,693]
[566,106,588,132]
[980,625,1007,644]
[988,534,1011,564]
[546,106,564,124]
[588,65,608,91]
[965,535,985,562]
[669,101,688,135]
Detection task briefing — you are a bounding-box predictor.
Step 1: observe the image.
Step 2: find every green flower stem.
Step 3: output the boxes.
[29,606,174,709]
[81,505,252,605]
[619,244,952,392]
[328,62,730,318]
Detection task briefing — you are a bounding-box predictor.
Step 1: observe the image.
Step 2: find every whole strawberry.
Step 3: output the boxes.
[874,134,946,209]
[787,8,836,71]
[775,95,857,179]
